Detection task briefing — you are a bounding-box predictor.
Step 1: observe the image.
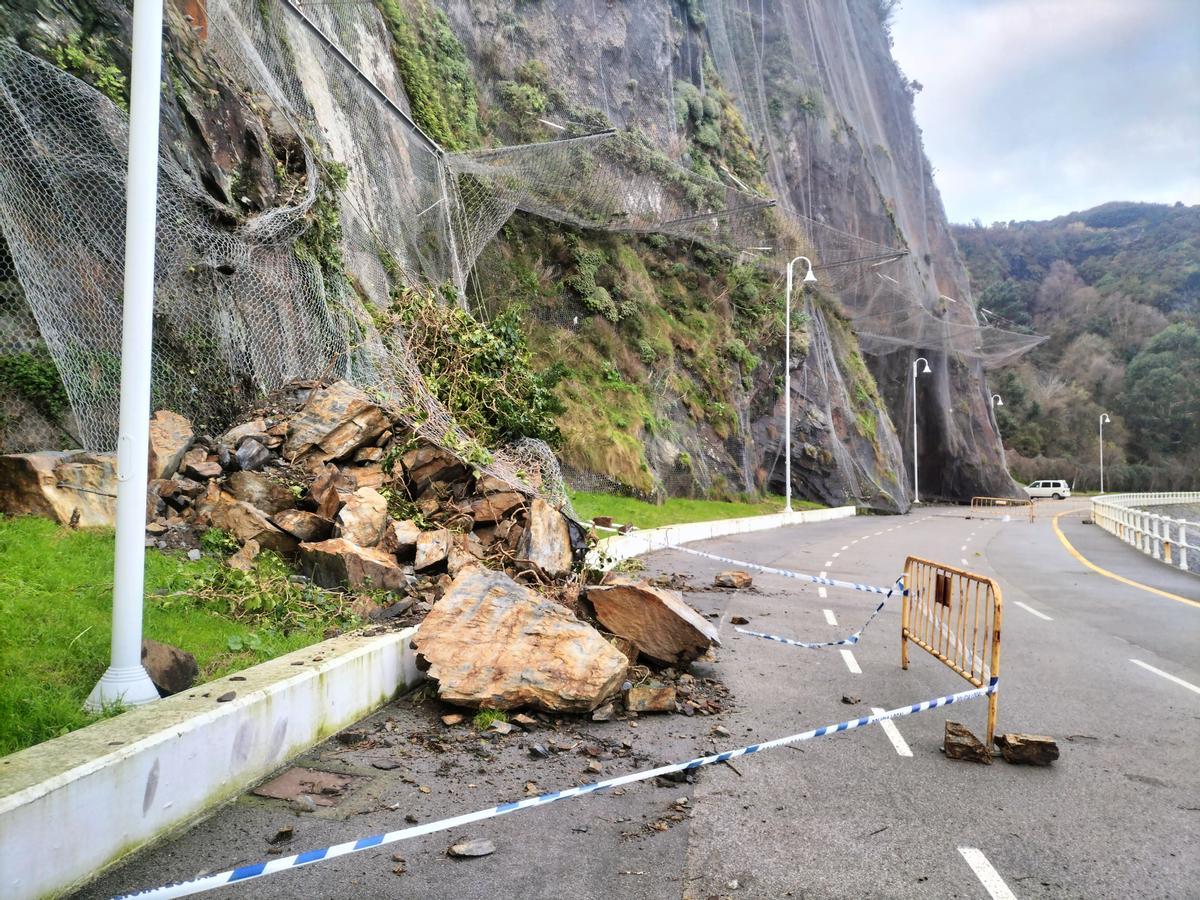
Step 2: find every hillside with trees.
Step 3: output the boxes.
[953,202,1200,489]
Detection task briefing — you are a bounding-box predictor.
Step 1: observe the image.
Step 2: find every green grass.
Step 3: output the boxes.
[0,517,360,756]
[569,491,823,530]
[472,709,508,730]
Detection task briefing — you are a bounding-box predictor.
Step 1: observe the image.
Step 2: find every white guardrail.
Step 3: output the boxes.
[1091,492,1200,572]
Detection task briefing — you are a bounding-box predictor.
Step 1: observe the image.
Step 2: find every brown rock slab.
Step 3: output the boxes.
[412,567,628,712]
[944,721,993,764]
[402,445,466,492]
[225,470,296,516]
[140,638,199,696]
[626,682,677,713]
[335,487,389,547]
[592,515,614,529]
[299,538,409,592]
[447,839,495,859]
[0,451,117,527]
[308,463,351,519]
[470,492,525,525]
[475,473,516,494]
[285,381,389,463]
[272,509,334,542]
[447,533,486,576]
[441,713,465,726]
[415,529,452,571]
[252,768,356,807]
[715,570,753,589]
[382,519,421,558]
[517,498,573,578]
[235,438,272,472]
[995,732,1059,766]
[147,410,193,479]
[587,581,720,666]
[221,418,267,448]
[205,495,298,555]
[227,539,261,572]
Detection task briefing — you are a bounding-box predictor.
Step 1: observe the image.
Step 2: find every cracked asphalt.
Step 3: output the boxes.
[82,502,1200,900]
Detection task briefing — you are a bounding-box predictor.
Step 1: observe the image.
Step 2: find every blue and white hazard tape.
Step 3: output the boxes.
[112,678,998,900]
[735,596,889,648]
[669,544,902,597]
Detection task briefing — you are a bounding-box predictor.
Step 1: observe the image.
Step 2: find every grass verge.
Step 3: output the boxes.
[568,491,823,530]
[0,516,363,756]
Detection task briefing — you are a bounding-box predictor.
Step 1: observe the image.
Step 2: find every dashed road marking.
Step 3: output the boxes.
[832,552,841,558]
[1014,601,1053,621]
[958,847,1017,900]
[960,545,967,551]
[961,558,969,566]
[818,587,828,599]
[1130,659,1200,695]
[823,608,837,625]
[840,545,849,551]
[840,649,861,674]
[871,707,913,757]
[819,571,827,579]
[824,560,833,567]
[874,531,884,536]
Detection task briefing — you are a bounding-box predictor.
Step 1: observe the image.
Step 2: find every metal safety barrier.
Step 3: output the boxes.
[1091,493,1200,574]
[901,556,1002,744]
[970,496,1034,522]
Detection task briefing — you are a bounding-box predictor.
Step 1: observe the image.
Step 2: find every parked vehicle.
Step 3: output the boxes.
[1025,479,1071,500]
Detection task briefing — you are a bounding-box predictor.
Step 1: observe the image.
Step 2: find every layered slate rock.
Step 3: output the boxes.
[586,579,720,666]
[202,493,298,554]
[714,570,752,589]
[413,568,628,712]
[0,451,117,527]
[272,509,334,543]
[517,498,573,578]
[284,381,389,463]
[147,410,193,479]
[299,538,409,592]
[994,732,1059,766]
[335,487,388,547]
[415,528,452,571]
[944,721,992,764]
[225,470,296,516]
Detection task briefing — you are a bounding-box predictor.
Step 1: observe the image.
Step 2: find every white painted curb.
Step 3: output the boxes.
[588,505,858,569]
[0,627,422,900]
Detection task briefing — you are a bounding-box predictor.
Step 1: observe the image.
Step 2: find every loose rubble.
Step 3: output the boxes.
[995,732,1059,766]
[943,721,993,764]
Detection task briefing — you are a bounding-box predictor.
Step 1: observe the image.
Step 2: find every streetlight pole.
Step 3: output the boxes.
[85,0,165,711]
[990,393,1003,409]
[912,357,932,504]
[783,256,817,514]
[1099,413,1111,493]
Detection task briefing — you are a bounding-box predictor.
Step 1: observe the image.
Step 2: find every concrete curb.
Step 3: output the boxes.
[588,505,857,569]
[0,627,422,900]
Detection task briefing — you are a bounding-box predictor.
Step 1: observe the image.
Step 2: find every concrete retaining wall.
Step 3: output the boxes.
[0,627,421,900]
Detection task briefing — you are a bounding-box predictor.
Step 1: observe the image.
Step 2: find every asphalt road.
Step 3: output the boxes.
[83,502,1200,900]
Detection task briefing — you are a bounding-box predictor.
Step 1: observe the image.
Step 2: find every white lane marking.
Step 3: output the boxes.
[1130,659,1200,695]
[832,552,841,558]
[958,847,1017,900]
[840,649,861,674]
[1014,601,1053,621]
[840,545,849,551]
[819,571,827,578]
[818,586,828,599]
[960,545,967,552]
[871,707,913,757]
[851,539,860,544]
[874,531,884,536]
[961,558,969,566]
[823,608,837,625]
[824,560,834,567]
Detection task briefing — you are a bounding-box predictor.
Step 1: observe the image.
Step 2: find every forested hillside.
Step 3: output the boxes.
[954,202,1200,490]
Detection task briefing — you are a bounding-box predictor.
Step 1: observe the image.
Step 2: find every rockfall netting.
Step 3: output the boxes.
[0,0,1040,505]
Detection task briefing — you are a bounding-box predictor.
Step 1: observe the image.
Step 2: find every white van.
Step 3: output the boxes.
[1025,479,1071,500]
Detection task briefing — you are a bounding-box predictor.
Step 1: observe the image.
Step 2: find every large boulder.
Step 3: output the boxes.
[412,568,628,712]
[334,487,388,547]
[298,538,410,592]
[147,410,193,480]
[224,470,296,516]
[272,509,334,542]
[415,528,452,571]
[517,498,573,578]
[401,444,466,492]
[586,579,720,666]
[470,491,525,525]
[202,493,298,554]
[284,381,390,463]
[141,639,199,696]
[0,451,117,527]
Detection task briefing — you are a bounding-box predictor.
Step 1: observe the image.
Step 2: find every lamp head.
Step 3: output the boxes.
[916,358,932,375]
[803,267,818,284]
[993,394,1003,407]
[1101,413,1111,424]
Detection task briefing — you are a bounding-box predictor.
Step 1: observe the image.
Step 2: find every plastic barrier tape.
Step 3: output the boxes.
[668,544,903,597]
[735,596,888,649]
[113,679,997,900]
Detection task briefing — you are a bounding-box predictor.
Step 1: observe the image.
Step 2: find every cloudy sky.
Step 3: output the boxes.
[890,0,1200,224]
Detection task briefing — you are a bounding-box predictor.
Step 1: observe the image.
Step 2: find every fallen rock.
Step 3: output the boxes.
[995,733,1059,766]
[475,473,516,494]
[225,470,296,516]
[335,487,389,547]
[943,721,993,765]
[447,533,486,577]
[147,410,193,479]
[382,519,421,558]
[626,682,676,713]
[235,438,272,472]
[309,463,350,519]
[469,492,525,525]
[204,494,298,555]
[299,538,409,592]
[715,570,752,589]
[272,509,334,543]
[586,580,720,667]
[441,713,465,726]
[141,638,199,696]
[517,498,573,578]
[285,381,390,463]
[227,539,261,572]
[402,445,466,492]
[180,447,222,480]
[0,451,117,527]
[221,418,267,448]
[413,567,628,712]
[730,615,750,626]
[447,839,495,859]
[592,515,614,529]
[415,529,452,571]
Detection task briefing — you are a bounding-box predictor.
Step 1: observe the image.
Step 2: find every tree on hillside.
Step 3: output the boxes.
[1121,324,1200,457]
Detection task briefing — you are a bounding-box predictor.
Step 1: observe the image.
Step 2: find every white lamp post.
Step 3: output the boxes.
[783,255,817,514]
[85,0,165,711]
[912,357,932,504]
[1099,412,1112,493]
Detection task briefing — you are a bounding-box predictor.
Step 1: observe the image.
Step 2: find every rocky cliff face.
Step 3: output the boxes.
[0,0,1016,509]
